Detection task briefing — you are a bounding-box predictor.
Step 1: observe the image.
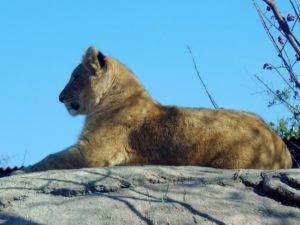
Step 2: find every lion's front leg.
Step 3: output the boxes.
[24,146,87,172]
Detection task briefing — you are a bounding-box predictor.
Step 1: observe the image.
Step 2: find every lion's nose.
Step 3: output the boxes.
[59,95,65,103]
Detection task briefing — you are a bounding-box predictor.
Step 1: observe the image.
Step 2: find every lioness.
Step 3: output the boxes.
[25,46,292,171]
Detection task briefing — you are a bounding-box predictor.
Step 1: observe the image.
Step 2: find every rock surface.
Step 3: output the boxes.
[0,166,299,225]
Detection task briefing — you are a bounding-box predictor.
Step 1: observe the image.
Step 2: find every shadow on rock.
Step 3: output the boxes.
[0,214,42,225]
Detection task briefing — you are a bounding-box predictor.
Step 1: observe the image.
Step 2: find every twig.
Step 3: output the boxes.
[22,149,27,166]
[269,64,296,92]
[289,0,299,19]
[187,46,219,109]
[293,0,300,20]
[254,74,299,113]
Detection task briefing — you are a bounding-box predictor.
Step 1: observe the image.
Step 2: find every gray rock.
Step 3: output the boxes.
[0,166,299,225]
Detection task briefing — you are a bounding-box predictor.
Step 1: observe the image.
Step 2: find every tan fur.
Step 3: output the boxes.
[26,46,292,172]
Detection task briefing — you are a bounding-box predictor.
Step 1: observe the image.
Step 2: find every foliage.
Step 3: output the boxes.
[270,119,300,138]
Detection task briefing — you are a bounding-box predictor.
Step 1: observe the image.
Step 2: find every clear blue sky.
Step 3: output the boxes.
[0,1,291,167]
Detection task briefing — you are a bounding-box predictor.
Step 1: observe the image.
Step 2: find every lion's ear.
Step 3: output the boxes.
[82,46,106,75]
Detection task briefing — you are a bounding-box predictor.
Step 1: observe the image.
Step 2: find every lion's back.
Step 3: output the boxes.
[131,106,292,169]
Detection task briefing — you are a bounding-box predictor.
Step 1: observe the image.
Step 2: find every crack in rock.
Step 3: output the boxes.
[281,173,300,189]
[48,180,132,197]
[145,174,192,184]
[238,171,300,207]
[261,173,300,204]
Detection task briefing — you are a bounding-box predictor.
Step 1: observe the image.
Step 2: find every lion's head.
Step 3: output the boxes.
[59,46,112,116]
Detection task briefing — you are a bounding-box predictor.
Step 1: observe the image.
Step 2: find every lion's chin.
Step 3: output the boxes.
[68,108,79,116]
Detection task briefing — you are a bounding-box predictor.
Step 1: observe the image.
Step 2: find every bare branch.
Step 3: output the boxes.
[263,0,300,55]
[187,46,219,109]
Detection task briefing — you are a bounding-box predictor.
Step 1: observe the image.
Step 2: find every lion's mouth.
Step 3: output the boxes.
[70,102,80,110]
